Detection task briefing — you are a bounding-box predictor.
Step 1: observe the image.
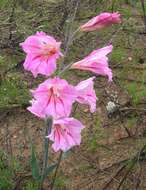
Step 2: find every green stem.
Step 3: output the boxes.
[60,0,80,70]
[38,117,53,190]
[140,0,146,27]
[111,0,116,12]
[50,151,63,190]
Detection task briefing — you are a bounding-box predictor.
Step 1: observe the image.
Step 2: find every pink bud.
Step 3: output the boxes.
[80,12,121,32]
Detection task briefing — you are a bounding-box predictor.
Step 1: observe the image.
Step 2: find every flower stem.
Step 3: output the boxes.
[50,151,63,190]
[140,0,146,28]
[111,0,116,12]
[38,116,53,190]
[58,1,80,76]
[60,0,80,69]
[58,61,74,76]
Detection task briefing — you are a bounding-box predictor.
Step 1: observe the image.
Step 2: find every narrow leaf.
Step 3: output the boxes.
[43,164,57,179]
[30,144,40,180]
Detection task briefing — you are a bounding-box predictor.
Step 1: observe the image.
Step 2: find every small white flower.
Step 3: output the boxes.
[106,101,117,114]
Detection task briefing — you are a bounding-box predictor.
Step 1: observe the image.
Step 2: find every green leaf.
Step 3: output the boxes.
[43,164,57,179]
[30,144,40,181]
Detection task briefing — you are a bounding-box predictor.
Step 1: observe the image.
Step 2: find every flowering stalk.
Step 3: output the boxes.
[61,0,80,69]
[38,117,53,190]
[20,5,121,189]
[50,151,63,190]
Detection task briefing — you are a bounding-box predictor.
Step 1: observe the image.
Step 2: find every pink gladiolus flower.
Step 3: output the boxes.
[47,117,85,152]
[71,45,113,81]
[27,77,77,118]
[80,12,121,32]
[20,31,63,77]
[75,77,97,113]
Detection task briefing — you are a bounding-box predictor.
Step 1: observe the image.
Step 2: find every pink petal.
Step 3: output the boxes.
[47,117,85,152]
[20,31,62,77]
[71,45,113,81]
[28,77,77,119]
[75,77,97,112]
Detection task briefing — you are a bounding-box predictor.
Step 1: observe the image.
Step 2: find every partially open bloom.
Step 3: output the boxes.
[47,117,85,152]
[20,31,62,77]
[28,77,77,118]
[80,12,121,32]
[71,45,113,81]
[75,77,97,112]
